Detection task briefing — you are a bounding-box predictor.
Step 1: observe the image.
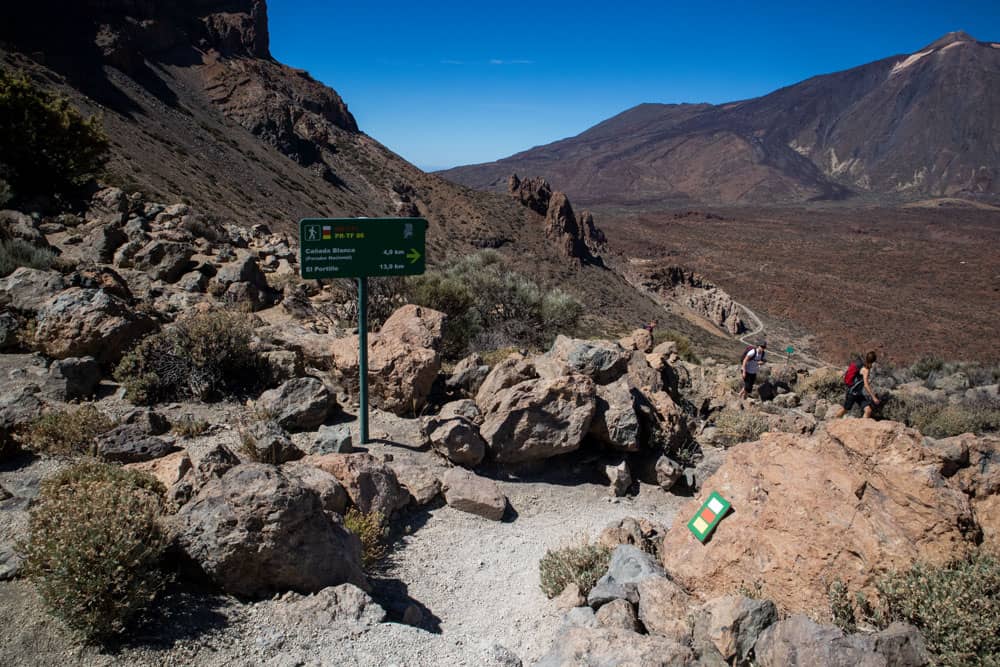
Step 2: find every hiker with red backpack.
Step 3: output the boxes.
[832,350,880,419]
[739,341,767,400]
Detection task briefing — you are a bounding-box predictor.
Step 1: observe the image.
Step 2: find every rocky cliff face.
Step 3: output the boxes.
[443,32,1000,206]
[623,264,745,336]
[507,174,605,264]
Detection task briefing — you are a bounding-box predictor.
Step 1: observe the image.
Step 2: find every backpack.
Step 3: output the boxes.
[844,358,864,389]
[740,345,755,364]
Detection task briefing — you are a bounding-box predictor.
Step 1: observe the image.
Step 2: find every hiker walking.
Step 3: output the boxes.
[644,319,658,334]
[739,341,767,400]
[832,350,880,419]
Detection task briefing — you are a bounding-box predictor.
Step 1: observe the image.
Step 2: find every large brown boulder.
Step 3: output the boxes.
[659,419,977,615]
[304,453,410,517]
[32,288,156,364]
[589,376,641,451]
[0,267,65,313]
[170,463,367,598]
[474,353,537,413]
[479,374,596,463]
[368,305,444,415]
[542,335,630,385]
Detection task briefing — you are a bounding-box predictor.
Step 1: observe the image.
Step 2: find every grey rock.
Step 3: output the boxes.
[654,455,684,491]
[82,225,126,263]
[243,420,304,464]
[210,253,269,295]
[306,453,411,517]
[480,643,522,667]
[0,268,65,314]
[262,350,303,385]
[563,606,599,629]
[176,270,209,293]
[605,460,631,497]
[595,598,641,632]
[122,408,170,436]
[313,423,353,454]
[446,352,490,395]
[95,424,177,463]
[691,595,778,664]
[112,238,146,268]
[536,627,694,667]
[271,583,386,627]
[590,376,641,451]
[171,463,367,598]
[0,542,23,581]
[545,335,631,385]
[132,240,195,283]
[40,356,100,401]
[428,417,486,466]
[282,462,349,515]
[442,468,507,520]
[755,614,929,667]
[588,544,666,608]
[256,378,334,431]
[0,311,20,350]
[438,398,483,424]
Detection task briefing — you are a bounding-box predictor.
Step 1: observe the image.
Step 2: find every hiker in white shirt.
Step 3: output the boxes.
[739,341,767,400]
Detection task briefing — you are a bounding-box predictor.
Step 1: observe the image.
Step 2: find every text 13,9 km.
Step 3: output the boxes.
[298,218,427,279]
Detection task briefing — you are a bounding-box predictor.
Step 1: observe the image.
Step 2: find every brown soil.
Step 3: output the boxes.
[602,206,1000,365]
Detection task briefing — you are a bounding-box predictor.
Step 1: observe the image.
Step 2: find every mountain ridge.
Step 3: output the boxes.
[440,31,1000,206]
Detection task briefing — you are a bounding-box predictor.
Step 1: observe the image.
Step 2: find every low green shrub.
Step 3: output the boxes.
[652,330,699,363]
[799,367,845,402]
[713,409,769,446]
[881,393,1000,437]
[0,237,56,277]
[115,311,264,404]
[872,550,1000,666]
[402,250,583,358]
[23,405,115,456]
[828,580,856,632]
[20,461,168,640]
[910,355,946,381]
[538,541,611,599]
[343,508,388,571]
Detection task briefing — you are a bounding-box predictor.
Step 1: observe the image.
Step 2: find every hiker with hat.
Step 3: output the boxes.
[739,340,767,400]
[832,350,881,419]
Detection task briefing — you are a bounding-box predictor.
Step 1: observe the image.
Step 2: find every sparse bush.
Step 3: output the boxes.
[713,408,769,446]
[115,310,264,404]
[0,237,56,277]
[538,541,611,599]
[0,70,109,206]
[871,550,1000,666]
[799,367,845,402]
[23,405,115,456]
[910,355,946,381]
[403,250,583,358]
[171,415,209,438]
[20,461,168,640]
[828,580,856,632]
[343,508,388,571]
[652,330,699,363]
[881,393,1000,437]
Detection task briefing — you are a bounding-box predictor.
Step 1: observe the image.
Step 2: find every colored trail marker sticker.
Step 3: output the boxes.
[688,491,732,543]
[786,345,795,355]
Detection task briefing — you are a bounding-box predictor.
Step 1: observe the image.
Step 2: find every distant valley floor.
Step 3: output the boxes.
[602,206,1000,365]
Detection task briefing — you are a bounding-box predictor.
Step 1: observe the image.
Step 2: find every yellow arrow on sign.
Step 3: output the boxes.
[407,248,421,263]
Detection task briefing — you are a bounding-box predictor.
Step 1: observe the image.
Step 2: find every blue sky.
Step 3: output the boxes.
[268,1,1000,171]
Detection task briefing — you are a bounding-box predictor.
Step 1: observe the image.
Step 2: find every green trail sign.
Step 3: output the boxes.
[298,217,428,446]
[298,217,427,279]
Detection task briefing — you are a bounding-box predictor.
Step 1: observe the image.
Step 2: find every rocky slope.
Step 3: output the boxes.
[441,32,1000,206]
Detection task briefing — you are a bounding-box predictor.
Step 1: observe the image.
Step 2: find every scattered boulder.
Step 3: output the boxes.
[535,627,693,667]
[32,288,155,364]
[543,335,630,385]
[0,387,43,460]
[637,576,692,642]
[283,461,349,515]
[442,468,507,520]
[594,598,640,632]
[438,399,483,425]
[659,419,977,615]
[653,455,683,491]
[598,516,667,555]
[305,453,410,517]
[755,615,929,667]
[124,451,192,489]
[255,377,334,431]
[132,240,194,283]
[369,305,445,415]
[95,425,177,463]
[171,463,367,598]
[619,328,654,353]
[590,377,641,451]
[446,352,490,396]
[691,595,778,664]
[588,544,666,608]
[122,408,170,435]
[479,374,596,463]
[0,268,65,314]
[241,420,304,463]
[269,583,386,628]
[81,225,126,263]
[388,460,444,506]
[261,350,303,385]
[38,356,100,401]
[605,460,631,497]
[312,424,353,454]
[427,417,487,467]
[475,353,538,413]
[553,582,585,610]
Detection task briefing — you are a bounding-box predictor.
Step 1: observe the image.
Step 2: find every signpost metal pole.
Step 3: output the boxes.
[358,276,369,444]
